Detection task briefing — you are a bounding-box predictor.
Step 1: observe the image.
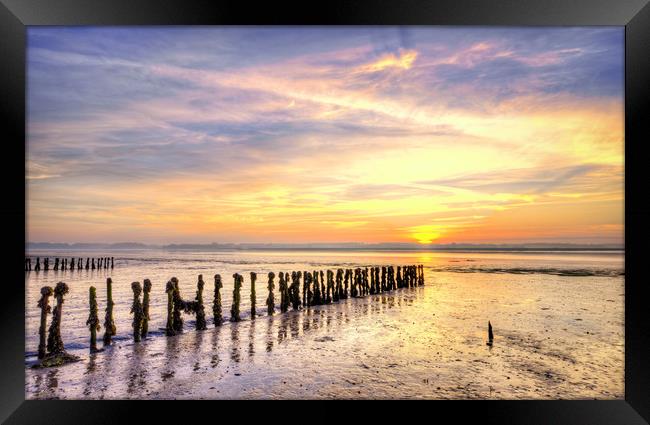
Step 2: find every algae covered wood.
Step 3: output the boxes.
[37,286,53,359]
[86,286,101,352]
[103,277,116,346]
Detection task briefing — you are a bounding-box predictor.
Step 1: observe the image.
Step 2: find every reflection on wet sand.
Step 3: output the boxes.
[126,343,148,397]
[248,319,255,360]
[230,323,241,363]
[210,325,222,368]
[266,316,274,353]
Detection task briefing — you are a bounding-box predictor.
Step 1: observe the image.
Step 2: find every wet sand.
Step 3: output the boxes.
[25,270,624,399]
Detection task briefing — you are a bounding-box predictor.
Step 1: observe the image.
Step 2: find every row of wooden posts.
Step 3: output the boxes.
[26,257,114,272]
[35,264,425,362]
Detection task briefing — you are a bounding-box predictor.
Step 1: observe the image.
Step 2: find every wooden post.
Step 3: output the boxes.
[70,258,75,270]
[141,279,152,338]
[487,321,494,346]
[131,282,144,342]
[195,274,207,330]
[102,277,116,346]
[302,271,309,307]
[278,272,287,312]
[230,273,242,322]
[91,259,95,270]
[303,271,312,307]
[250,272,257,319]
[266,272,275,315]
[165,280,175,336]
[54,258,59,271]
[171,277,184,333]
[85,258,90,270]
[311,270,323,305]
[213,274,223,326]
[111,257,114,268]
[86,286,100,352]
[334,269,342,302]
[290,271,301,310]
[37,286,53,359]
[35,257,41,271]
[46,282,69,354]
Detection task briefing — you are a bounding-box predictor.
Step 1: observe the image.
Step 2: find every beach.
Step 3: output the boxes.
[25,250,624,399]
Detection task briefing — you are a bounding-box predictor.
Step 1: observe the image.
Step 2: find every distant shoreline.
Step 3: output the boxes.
[25,246,624,253]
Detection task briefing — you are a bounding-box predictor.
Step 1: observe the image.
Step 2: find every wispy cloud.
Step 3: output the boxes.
[26,27,623,244]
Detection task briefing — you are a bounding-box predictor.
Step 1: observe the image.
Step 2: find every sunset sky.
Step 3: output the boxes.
[26,27,624,245]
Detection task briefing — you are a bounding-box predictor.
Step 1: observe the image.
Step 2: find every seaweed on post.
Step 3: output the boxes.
[304,271,312,307]
[86,286,101,352]
[250,272,257,319]
[45,283,68,353]
[213,274,223,326]
[266,272,276,315]
[231,273,243,322]
[165,280,176,336]
[325,270,333,304]
[195,275,207,330]
[302,271,310,307]
[171,277,184,332]
[141,279,152,338]
[103,277,116,346]
[312,270,321,305]
[39,282,79,367]
[131,282,144,342]
[37,286,53,359]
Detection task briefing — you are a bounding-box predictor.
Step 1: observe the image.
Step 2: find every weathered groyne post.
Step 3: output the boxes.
[141,279,151,338]
[54,258,59,271]
[111,257,114,268]
[165,280,176,336]
[343,269,350,298]
[44,258,49,271]
[312,270,321,305]
[213,274,223,326]
[91,258,96,270]
[131,282,144,342]
[250,272,257,319]
[171,277,184,332]
[302,271,309,307]
[69,258,75,270]
[278,272,287,312]
[231,273,243,322]
[325,270,333,304]
[396,266,402,288]
[487,321,494,346]
[284,272,292,311]
[78,258,83,270]
[103,277,116,346]
[266,272,275,314]
[304,271,312,307]
[85,258,90,270]
[46,282,69,355]
[37,286,53,359]
[290,271,301,310]
[381,266,387,291]
[196,275,207,330]
[363,268,369,296]
[319,270,326,302]
[419,265,425,285]
[369,267,376,295]
[35,257,41,271]
[86,286,100,352]
[335,269,343,301]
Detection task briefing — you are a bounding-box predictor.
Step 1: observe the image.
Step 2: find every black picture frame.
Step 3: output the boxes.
[1,0,648,423]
